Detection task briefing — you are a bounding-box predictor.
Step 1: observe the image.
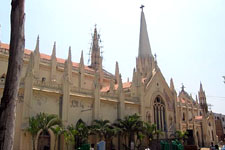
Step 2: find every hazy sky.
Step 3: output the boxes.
[0,0,225,114]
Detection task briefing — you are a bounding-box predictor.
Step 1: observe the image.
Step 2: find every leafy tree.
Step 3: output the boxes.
[175,131,188,145]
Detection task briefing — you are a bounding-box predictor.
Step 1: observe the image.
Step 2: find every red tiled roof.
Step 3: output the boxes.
[0,43,94,71]
[100,86,110,92]
[195,116,202,120]
[100,82,132,92]
[123,82,132,88]
[177,97,192,104]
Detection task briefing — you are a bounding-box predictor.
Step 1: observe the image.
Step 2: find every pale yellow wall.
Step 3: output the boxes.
[68,96,93,125]
[124,103,139,116]
[31,91,60,117]
[100,101,117,123]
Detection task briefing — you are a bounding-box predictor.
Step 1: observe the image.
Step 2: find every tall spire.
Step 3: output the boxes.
[91,26,102,70]
[138,6,152,58]
[136,6,154,77]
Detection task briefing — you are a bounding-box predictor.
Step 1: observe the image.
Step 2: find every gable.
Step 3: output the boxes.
[144,70,175,110]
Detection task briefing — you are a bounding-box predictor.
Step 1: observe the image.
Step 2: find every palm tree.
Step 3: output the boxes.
[51,125,63,150]
[91,119,112,149]
[27,113,62,150]
[74,119,90,148]
[26,116,41,150]
[91,119,111,140]
[63,127,76,150]
[143,123,157,147]
[115,114,143,149]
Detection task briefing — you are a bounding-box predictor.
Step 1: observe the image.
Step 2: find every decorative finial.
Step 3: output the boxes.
[140,5,145,11]
[154,53,157,61]
[181,83,185,91]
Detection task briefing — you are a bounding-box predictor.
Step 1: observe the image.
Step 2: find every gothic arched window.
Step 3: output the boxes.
[153,96,166,131]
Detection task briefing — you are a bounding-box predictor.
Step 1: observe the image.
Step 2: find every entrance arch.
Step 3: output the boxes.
[37,130,51,150]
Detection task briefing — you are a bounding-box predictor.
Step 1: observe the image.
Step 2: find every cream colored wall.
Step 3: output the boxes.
[124,103,139,116]
[0,58,8,75]
[100,101,117,123]
[68,96,93,125]
[31,91,60,117]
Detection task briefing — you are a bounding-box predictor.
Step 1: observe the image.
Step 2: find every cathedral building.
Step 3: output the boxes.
[0,8,217,150]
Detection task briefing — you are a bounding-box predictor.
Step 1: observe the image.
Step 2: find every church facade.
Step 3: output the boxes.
[0,9,217,150]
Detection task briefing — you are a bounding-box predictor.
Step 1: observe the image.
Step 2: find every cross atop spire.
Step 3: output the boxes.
[138,6,152,58]
[181,83,185,91]
[140,5,145,11]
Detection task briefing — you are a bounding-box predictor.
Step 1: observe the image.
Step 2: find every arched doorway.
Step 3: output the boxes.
[153,96,166,131]
[38,130,51,150]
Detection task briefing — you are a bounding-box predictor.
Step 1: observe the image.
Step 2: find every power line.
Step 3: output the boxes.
[206,95,225,99]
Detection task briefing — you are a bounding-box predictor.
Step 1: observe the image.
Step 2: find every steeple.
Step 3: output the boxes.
[138,5,152,58]
[91,26,102,70]
[136,6,154,77]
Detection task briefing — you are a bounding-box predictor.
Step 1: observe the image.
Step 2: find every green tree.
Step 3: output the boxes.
[26,113,62,150]
[26,116,41,150]
[175,131,188,145]
[64,126,77,150]
[74,119,90,148]
[91,119,115,149]
[51,125,64,150]
[143,123,157,147]
[115,114,143,149]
